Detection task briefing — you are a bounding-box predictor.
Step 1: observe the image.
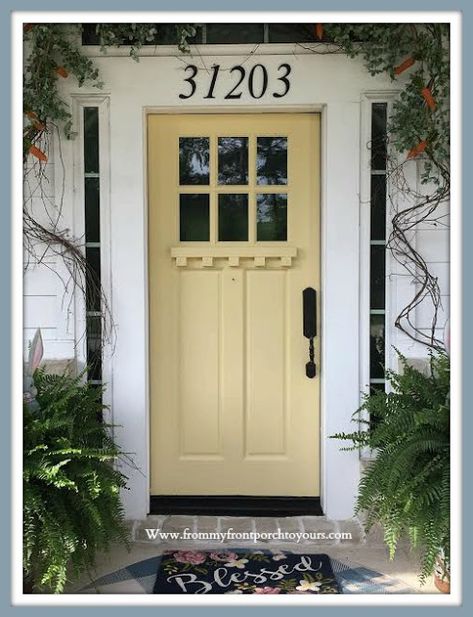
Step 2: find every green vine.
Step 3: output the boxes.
[321,23,450,348]
[23,23,200,158]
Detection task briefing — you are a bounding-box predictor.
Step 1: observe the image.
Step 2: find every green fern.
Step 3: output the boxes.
[331,350,450,583]
[24,369,131,593]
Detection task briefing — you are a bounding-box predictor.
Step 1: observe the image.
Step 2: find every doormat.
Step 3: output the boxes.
[152,549,341,594]
[76,553,415,594]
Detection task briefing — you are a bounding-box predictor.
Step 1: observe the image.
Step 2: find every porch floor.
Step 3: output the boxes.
[65,515,439,594]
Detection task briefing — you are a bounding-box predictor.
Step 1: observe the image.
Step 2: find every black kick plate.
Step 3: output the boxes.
[150,495,323,516]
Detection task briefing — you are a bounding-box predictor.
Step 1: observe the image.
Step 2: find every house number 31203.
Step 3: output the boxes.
[179,63,292,100]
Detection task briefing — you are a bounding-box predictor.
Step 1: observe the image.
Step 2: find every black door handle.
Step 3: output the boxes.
[303,287,317,378]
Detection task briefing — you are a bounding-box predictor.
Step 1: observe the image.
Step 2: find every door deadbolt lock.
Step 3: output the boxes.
[303,287,317,378]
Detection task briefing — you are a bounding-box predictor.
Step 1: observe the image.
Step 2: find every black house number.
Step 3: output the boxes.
[179,63,292,100]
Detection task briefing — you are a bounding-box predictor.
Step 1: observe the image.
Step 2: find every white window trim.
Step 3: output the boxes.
[359,91,399,460]
[71,95,113,418]
[80,41,344,59]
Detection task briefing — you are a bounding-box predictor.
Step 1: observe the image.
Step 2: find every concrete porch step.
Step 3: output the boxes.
[129,515,367,548]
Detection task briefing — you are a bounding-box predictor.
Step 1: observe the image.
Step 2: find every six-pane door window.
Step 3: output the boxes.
[178,135,288,242]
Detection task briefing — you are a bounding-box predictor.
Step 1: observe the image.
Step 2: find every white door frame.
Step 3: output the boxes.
[69,95,363,520]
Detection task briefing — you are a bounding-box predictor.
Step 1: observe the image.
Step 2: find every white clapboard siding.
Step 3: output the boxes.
[416,228,450,264]
[424,261,450,296]
[23,139,78,360]
[415,294,450,331]
[23,246,76,356]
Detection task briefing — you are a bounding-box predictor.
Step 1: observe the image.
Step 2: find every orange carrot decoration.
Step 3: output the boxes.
[407,140,427,159]
[29,145,48,162]
[55,66,69,78]
[421,86,436,110]
[315,24,324,40]
[394,57,415,76]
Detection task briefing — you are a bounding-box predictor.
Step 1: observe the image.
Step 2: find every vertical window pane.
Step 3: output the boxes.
[89,383,104,422]
[369,382,385,430]
[370,174,387,241]
[370,314,385,379]
[84,107,99,173]
[86,246,101,312]
[218,137,248,185]
[87,316,102,381]
[257,194,287,241]
[85,177,100,243]
[179,137,210,185]
[257,137,288,185]
[371,103,387,170]
[218,194,248,241]
[179,194,210,241]
[370,245,386,310]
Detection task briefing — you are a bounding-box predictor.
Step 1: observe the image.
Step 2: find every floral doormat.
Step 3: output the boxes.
[152,549,341,594]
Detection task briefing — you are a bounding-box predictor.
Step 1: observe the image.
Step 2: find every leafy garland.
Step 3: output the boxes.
[23,23,200,155]
[23,22,450,348]
[324,24,450,185]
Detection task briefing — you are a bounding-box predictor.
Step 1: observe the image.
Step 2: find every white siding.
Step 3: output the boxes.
[389,163,450,360]
[23,137,78,360]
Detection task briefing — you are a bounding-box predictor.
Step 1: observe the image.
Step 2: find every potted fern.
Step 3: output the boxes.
[332,351,450,590]
[23,331,131,593]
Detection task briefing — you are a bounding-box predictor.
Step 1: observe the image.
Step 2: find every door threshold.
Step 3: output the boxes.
[150,495,323,516]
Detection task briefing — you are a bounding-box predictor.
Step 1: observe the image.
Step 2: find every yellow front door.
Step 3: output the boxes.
[148,113,320,496]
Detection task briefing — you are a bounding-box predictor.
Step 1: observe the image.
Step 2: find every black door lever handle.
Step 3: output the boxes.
[303,287,317,378]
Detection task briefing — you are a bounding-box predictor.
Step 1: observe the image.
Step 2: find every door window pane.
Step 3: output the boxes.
[180,194,210,241]
[257,137,287,185]
[179,137,210,185]
[370,245,386,310]
[218,194,248,241]
[257,194,287,241]
[218,137,248,185]
[370,314,385,379]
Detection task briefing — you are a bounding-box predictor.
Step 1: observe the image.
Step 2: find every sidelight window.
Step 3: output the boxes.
[369,102,388,395]
[83,107,102,391]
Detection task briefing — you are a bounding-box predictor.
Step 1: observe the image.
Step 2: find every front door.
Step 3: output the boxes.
[148,113,320,496]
